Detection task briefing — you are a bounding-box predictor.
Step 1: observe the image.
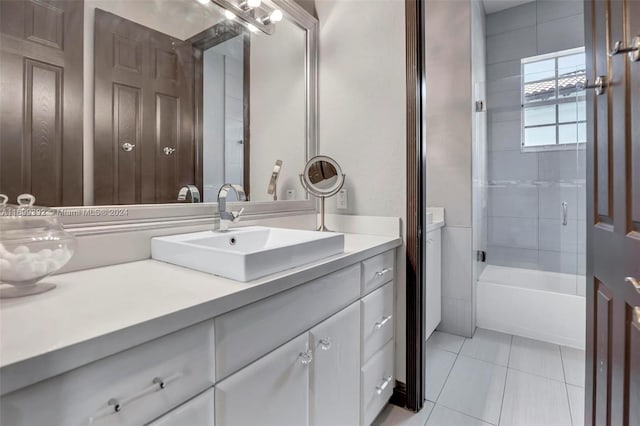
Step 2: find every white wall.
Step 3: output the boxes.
[250,19,307,201]
[315,0,407,382]
[425,0,477,337]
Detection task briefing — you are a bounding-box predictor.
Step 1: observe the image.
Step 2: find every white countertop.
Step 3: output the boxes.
[0,233,401,394]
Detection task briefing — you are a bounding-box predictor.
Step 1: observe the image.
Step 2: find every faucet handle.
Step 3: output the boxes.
[232,208,245,222]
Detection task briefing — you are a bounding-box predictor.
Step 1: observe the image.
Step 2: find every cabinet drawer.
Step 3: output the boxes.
[0,321,215,426]
[361,251,394,295]
[361,282,394,363]
[149,389,214,426]
[361,340,394,426]
[215,264,360,380]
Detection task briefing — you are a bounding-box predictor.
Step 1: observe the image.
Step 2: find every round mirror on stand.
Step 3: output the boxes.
[299,155,346,232]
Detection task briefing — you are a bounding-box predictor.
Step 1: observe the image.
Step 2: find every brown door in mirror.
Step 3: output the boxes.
[585,0,640,424]
[94,10,196,205]
[0,0,83,206]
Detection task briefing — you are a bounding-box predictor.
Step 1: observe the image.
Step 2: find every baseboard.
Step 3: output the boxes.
[389,381,407,407]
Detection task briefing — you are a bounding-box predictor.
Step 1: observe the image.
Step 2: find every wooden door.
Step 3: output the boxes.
[94,10,196,205]
[309,302,360,426]
[584,0,640,424]
[214,333,310,426]
[0,0,83,206]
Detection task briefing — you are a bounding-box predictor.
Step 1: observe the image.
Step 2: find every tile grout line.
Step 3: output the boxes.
[497,334,514,426]
[559,347,575,426]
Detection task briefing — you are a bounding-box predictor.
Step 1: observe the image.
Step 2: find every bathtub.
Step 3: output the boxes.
[477,265,586,349]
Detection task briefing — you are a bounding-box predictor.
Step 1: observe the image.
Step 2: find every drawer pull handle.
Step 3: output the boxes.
[376,375,393,395]
[153,377,166,389]
[375,315,392,329]
[90,373,183,422]
[375,267,393,277]
[319,338,332,351]
[299,349,313,365]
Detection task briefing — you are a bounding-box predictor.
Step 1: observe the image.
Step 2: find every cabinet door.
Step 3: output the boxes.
[309,302,361,426]
[215,333,309,426]
[149,389,214,426]
[425,229,442,338]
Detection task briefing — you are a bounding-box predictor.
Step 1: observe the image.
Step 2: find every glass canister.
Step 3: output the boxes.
[0,194,76,298]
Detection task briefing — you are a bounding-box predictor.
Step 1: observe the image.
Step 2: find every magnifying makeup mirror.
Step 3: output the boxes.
[299,155,345,231]
[267,160,283,201]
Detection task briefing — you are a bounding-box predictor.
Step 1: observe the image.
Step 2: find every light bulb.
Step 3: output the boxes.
[247,0,261,8]
[224,10,236,19]
[196,0,209,4]
[247,23,258,33]
[269,9,283,22]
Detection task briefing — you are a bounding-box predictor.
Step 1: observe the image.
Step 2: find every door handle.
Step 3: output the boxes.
[625,277,640,294]
[579,76,608,96]
[163,147,176,155]
[562,201,568,226]
[609,36,640,62]
[121,142,135,152]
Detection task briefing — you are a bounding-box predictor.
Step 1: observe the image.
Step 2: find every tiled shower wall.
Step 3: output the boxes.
[485,0,586,275]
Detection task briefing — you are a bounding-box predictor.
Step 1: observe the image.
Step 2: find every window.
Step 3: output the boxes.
[521,47,586,151]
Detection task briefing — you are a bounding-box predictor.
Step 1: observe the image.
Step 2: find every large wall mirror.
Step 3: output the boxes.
[0,0,317,208]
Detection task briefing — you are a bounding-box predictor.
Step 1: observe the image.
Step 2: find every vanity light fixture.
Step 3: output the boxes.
[261,9,283,24]
[196,0,210,4]
[239,0,261,10]
[210,0,276,35]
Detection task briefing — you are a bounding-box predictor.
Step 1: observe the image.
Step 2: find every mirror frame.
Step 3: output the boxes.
[55,0,318,234]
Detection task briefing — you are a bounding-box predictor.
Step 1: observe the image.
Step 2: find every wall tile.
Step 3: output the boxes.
[488,150,538,182]
[488,185,539,218]
[537,15,585,55]
[488,108,521,123]
[539,218,580,253]
[538,249,579,274]
[487,75,521,95]
[537,0,584,23]
[487,26,537,64]
[487,60,521,81]
[538,150,585,183]
[486,2,537,36]
[488,216,539,249]
[487,245,539,269]
[442,227,473,301]
[538,184,578,219]
[487,88,521,111]
[438,297,474,337]
[488,120,521,151]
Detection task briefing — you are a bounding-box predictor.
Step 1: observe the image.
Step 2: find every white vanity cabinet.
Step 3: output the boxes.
[0,246,399,426]
[424,227,442,338]
[149,389,215,426]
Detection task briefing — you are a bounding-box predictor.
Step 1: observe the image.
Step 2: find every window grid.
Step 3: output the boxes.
[521,48,586,151]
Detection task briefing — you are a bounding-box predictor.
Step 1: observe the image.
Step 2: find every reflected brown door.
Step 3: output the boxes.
[0,0,83,206]
[94,10,196,205]
[584,0,640,424]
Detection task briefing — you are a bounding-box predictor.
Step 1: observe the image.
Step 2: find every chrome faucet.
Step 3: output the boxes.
[177,185,201,203]
[217,184,247,231]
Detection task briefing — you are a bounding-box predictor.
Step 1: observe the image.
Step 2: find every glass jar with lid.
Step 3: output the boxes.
[0,194,76,298]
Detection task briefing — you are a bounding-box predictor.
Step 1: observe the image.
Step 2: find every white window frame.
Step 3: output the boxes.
[520,47,587,153]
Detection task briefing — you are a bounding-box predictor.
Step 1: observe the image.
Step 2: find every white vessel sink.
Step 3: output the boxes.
[151,226,345,282]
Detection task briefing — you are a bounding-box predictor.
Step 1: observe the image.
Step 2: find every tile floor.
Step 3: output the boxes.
[374,328,586,426]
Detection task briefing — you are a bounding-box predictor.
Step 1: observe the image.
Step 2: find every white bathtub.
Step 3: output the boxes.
[477,265,586,349]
